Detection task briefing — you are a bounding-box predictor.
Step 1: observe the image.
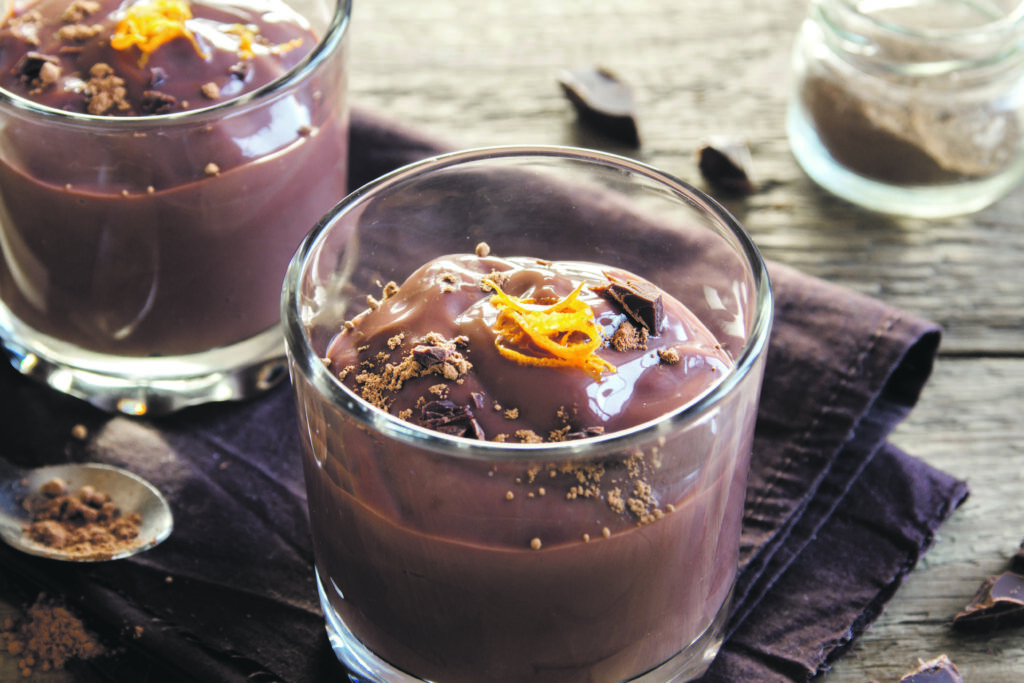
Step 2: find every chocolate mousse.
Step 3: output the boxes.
[297,247,755,682]
[0,0,348,356]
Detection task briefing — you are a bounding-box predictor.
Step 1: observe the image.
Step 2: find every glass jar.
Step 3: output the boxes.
[787,0,1024,217]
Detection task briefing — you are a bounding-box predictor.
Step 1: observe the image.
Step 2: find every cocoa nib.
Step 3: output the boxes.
[601,275,664,333]
[419,400,485,440]
[140,90,178,115]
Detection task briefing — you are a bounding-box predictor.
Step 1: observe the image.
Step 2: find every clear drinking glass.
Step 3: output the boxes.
[0,0,351,415]
[283,147,773,683]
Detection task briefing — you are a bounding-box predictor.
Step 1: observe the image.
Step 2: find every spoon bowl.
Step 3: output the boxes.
[0,461,173,561]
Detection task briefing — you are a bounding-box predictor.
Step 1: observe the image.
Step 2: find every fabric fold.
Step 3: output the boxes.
[0,108,967,683]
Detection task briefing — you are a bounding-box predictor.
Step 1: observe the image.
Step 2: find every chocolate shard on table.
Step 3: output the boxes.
[1011,537,1024,574]
[952,570,1024,632]
[898,654,963,683]
[698,137,757,196]
[558,65,641,146]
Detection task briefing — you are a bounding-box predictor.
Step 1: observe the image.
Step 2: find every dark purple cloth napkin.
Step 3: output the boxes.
[0,108,968,682]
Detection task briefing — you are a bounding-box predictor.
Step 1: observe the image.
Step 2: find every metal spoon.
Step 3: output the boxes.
[0,461,173,561]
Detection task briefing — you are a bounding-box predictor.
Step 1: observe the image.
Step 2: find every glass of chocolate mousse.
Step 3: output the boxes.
[0,0,351,415]
[283,147,773,683]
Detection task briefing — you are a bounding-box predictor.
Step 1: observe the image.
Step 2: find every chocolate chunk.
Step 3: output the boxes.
[14,51,58,84]
[952,571,1024,632]
[229,62,252,81]
[412,344,455,368]
[140,90,178,115]
[564,426,605,440]
[419,400,485,440]
[602,275,664,333]
[898,655,962,683]
[698,137,757,196]
[558,65,640,147]
[1012,538,1024,574]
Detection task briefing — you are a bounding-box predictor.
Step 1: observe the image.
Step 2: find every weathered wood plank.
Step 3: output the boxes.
[348,0,1024,355]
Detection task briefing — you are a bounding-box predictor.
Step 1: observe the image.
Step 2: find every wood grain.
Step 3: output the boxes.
[1,0,1022,680]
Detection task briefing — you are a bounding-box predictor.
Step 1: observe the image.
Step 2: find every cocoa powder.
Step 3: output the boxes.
[1,594,104,677]
[22,477,143,560]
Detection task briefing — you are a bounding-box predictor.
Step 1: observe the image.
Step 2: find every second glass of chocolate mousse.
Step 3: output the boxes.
[283,147,773,683]
[0,0,351,415]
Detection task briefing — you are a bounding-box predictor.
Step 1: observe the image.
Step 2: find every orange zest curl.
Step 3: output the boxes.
[487,280,616,379]
[111,0,207,65]
[225,24,304,60]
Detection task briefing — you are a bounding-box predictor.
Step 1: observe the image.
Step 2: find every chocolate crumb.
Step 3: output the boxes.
[61,1,101,23]
[610,319,648,351]
[83,63,130,115]
[56,23,103,42]
[657,348,680,365]
[200,81,220,99]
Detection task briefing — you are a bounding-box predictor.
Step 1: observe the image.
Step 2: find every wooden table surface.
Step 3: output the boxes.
[3,0,1023,681]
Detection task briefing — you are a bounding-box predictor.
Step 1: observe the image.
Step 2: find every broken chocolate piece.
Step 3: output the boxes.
[139,90,178,115]
[1012,538,1024,574]
[14,51,58,84]
[952,571,1024,632]
[413,344,456,368]
[558,65,640,147]
[419,400,485,440]
[229,61,252,81]
[698,137,757,196]
[898,655,962,683]
[602,275,664,333]
[563,426,605,441]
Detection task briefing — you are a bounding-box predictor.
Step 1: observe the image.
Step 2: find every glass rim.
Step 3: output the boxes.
[0,0,352,127]
[282,145,774,462]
